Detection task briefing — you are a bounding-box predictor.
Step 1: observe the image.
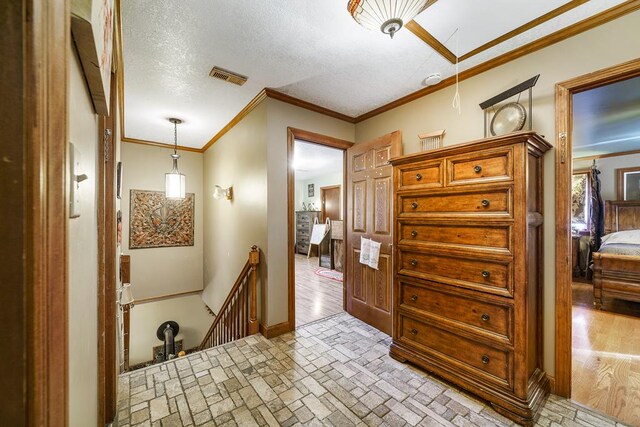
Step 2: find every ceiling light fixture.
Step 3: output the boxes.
[422,73,442,86]
[347,0,429,38]
[165,118,186,199]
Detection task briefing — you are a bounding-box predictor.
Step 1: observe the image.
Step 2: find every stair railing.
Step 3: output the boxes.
[199,246,259,350]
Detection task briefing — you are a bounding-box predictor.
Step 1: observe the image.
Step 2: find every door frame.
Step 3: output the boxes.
[5,0,70,423]
[287,128,353,332]
[97,69,119,424]
[554,58,640,397]
[320,185,342,222]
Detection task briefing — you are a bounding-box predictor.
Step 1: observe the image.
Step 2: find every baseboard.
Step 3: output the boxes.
[259,321,292,339]
[547,374,556,394]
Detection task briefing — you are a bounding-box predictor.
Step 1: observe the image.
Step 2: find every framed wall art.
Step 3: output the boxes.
[308,184,314,197]
[129,190,195,249]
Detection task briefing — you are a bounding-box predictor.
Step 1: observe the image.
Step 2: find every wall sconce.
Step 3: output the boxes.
[213,185,233,201]
[119,282,135,307]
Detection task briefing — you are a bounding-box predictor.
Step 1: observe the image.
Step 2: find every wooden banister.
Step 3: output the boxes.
[199,246,260,350]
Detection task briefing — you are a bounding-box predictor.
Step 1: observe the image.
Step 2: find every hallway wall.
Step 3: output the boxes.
[354,10,640,376]
[265,98,355,326]
[120,143,204,300]
[68,43,100,426]
[202,101,268,319]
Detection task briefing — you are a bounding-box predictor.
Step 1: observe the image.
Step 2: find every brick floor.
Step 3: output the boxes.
[115,313,631,426]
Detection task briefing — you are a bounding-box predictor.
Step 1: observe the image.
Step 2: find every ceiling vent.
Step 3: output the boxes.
[209,66,248,86]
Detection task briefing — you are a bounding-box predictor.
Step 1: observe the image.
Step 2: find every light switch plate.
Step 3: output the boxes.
[69,142,81,218]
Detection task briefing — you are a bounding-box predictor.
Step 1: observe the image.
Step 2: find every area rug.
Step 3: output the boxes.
[314,268,343,283]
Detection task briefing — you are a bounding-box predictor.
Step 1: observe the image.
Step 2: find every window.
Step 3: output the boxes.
[616,166,640,201]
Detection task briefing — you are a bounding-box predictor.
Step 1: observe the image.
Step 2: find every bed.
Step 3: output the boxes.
[593,200,640,309]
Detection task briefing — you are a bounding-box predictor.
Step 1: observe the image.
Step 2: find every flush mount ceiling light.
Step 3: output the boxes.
[422,73,442,87]
[347,0,429,38]
[165,118,186,199]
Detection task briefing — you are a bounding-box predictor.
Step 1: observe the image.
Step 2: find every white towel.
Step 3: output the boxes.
[368,240,381,270]
[359,237,381,270]
[359,237,371,265]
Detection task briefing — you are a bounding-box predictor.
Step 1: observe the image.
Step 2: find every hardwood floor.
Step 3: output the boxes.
[294,254,344,327]
[572,303,640,426]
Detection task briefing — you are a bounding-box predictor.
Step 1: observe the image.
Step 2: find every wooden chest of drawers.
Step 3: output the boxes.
[295,211,321,254]
[389,132,551,426]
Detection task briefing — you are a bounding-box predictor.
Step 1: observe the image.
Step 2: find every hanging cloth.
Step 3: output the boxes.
[589,162,605,251]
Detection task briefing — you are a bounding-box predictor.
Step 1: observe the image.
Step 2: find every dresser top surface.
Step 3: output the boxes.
[390,131,552,166]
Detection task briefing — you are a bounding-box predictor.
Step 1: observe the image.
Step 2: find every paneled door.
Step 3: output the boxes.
[346,131,402,335]
[321,185,341,221]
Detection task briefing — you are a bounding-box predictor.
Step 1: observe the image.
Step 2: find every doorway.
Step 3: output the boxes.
[555,59,640,426]
[287,128,353,329]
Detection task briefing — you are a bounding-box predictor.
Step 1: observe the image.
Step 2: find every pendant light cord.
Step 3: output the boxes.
[173,121,178,155]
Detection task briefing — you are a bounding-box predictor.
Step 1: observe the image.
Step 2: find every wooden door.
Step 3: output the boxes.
[321,186,341,221]
[346,131,402,335]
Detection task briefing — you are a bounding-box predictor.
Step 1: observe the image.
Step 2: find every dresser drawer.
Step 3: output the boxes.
[399,281,512,342]
[397,160,443,190]
[446,148,513,186]
[398,221,511,254]
[398,248,513,297]
[398,315,513,388]
[398,187,512,218]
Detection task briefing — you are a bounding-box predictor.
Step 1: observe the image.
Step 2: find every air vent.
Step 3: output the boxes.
[209,66,248,86]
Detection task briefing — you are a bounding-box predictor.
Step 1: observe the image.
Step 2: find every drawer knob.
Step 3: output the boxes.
[410,294,418,302]
[481,314,490,322]
[411,202,418,209]
[481,270,490,278]
[474,165,482,173]
[481,199,490,207]
[416,173,423,181]
[410,259,418,267]
[481,355,490,364]
[411,230,418,238]
[410,328,418,335]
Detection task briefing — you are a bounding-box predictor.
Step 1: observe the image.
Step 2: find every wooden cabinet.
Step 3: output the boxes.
[390,132,551,426]
[295,211,320,255]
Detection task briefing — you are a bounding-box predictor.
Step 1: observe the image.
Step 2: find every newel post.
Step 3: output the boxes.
[248,245,260,335]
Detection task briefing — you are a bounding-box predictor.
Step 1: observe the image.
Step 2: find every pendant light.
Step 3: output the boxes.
[165,118,186,199]
[347,0,429,38]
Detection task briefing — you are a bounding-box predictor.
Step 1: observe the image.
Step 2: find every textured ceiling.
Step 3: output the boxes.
[121,0,628,149]
[573,76,640,158]
[294,141,343,181]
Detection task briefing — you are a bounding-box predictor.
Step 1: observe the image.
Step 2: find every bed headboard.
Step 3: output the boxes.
[604,200,640,234]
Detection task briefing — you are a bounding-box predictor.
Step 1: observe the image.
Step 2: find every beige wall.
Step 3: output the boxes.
[121,143,204,300]
[202,102,268,316]
[266,98,355,325]
[129,294,212,365]
[574,153,640,202]
[68,44,99,426]
[354,11,640,375]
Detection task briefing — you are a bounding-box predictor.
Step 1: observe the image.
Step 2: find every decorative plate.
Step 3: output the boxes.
[490,102,527,136]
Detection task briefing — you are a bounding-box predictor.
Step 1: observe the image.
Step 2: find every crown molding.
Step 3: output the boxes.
[116,0,640,151]
[121,136,203,153]
[264,88,357,123]
[355,0,640,122]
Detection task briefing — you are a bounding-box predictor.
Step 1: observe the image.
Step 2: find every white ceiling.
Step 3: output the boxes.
[121,0,628,149]
[294,140,343,181]
[573,76,640,158]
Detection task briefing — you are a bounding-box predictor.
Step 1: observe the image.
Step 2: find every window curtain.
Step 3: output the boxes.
[589,164,605,251]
